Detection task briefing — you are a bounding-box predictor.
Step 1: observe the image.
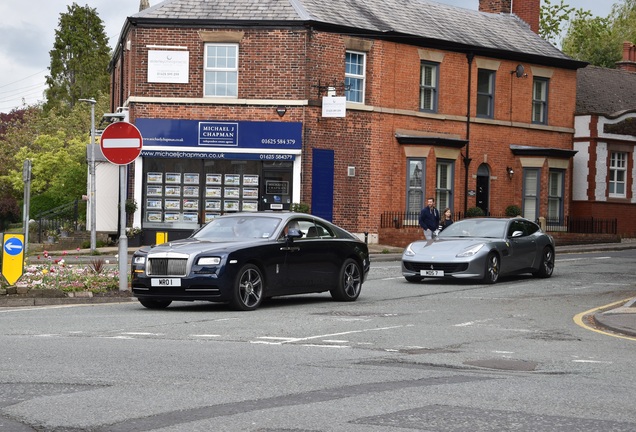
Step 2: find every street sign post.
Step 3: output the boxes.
[2,234,25,285]
[99,121,143,165]
[100,121,144,291]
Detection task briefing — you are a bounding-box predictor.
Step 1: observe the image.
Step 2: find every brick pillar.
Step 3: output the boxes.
[479,0,540,34]
[616,41,636,72]
[478,0,511,14]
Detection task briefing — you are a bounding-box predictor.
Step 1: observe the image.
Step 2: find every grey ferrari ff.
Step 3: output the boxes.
[402,217,555,284]
[131,212,370,310]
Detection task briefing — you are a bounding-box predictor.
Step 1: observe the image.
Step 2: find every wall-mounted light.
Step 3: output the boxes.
[276,106,287,117]
[506,167,514,179]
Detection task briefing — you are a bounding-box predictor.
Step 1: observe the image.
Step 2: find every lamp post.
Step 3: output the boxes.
[79,98,97,253]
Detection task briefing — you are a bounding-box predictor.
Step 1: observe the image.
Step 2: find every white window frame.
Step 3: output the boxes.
[609,151,627,198]
[204,43,238,98]
[435,160,453,211]
[532,78,549,124]
[522,168,540,221]
[547,169,564,223]
[406,158,425,213]
[345,50,366,104]
[420,61,439,112]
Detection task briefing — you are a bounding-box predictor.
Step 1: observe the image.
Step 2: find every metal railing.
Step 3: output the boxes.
[544,216,617,234]
[32,199,84,243]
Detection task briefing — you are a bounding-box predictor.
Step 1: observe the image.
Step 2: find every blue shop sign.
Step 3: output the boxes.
[136,119,302,150]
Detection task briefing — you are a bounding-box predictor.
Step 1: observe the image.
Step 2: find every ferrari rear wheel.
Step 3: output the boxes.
[139,299,172,309]
[535,246,555,278]
[330,258,362,301]
[230,264,264,311]
[482,252,500,284]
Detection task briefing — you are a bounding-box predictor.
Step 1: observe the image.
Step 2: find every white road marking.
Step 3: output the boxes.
[572,360,613,364]
[252,325,409,345]
[454,319,495,327]
[121,332,162,336]
[191,334,221,338]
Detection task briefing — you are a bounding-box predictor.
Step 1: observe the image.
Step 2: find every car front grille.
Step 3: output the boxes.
[148,258,188,276]
[404,261,469,273]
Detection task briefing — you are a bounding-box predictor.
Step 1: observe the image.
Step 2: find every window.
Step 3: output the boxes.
[476,69,495,118]
[436,161,453,210]
[548,169,564,223]
[532,78,549,124]
[522,168,540,221]
[420,62,439,112]
[407,159,425,213]
[345,51,365,103]
[204,44,238,97]
[609,152,627,198]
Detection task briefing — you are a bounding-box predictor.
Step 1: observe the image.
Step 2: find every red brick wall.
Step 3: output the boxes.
[111,26,578,236]
[571,201,636,237]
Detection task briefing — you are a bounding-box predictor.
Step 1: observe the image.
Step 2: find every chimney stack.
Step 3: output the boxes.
[479,0,540,34]
[616,41,636,72]
[139,0,150,11]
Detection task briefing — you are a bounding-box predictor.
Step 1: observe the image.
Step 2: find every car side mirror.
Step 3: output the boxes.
[286,228,303,241]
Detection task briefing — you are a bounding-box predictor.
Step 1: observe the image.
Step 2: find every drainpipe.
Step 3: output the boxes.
[464,52,474,214]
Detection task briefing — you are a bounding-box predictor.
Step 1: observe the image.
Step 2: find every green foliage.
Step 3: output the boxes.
[466,207,485,218]
[561,0,636,67]
[290,202,310,213]
[505,205,522,217]
[539,0,590,46]
[44,4,111,112]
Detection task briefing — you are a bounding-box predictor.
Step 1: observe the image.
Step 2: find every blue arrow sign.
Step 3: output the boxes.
[4,237,24,256]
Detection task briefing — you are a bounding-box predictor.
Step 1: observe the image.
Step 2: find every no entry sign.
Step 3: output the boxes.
[100,121,143,165]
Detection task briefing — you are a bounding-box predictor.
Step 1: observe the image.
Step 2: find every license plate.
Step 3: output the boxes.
[420,270,444,277]
[151,278,181,287]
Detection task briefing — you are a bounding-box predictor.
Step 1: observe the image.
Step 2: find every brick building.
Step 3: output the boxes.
[572,42,636,237]
[106,0,585,244]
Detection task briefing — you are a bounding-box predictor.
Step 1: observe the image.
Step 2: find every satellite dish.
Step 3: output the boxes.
[515,64,525,78]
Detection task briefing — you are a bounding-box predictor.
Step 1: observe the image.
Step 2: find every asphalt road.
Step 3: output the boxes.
[1,248,636,431]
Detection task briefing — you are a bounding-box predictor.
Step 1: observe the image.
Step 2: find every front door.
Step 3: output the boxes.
[476,163,490,215]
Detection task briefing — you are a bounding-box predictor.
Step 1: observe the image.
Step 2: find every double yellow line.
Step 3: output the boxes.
[573,299,636,341]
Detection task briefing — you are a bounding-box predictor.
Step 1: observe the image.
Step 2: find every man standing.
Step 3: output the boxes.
[419,197,440,240]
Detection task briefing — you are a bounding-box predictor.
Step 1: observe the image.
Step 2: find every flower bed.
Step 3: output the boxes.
[6,250,123,295]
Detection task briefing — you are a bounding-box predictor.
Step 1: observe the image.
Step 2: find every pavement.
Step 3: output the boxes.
[4,240,636,339]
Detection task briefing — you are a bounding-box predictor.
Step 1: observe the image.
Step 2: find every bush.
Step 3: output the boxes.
[290,202,310,213]
[505,205,522,217]
[466,207,485,217]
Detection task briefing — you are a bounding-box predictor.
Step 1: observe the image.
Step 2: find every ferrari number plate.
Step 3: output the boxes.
[151,278,181,287]
[421,270,444,277]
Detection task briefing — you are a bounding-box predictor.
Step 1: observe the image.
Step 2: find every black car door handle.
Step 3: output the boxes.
[280,246,300,252]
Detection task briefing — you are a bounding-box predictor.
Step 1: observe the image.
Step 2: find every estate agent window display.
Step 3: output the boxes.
[141,158,262,230]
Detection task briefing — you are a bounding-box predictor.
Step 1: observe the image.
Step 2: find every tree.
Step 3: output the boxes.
[0,93,110,217]
[539,0,590,47]
[560,0,636,67]
[44,3,111,112]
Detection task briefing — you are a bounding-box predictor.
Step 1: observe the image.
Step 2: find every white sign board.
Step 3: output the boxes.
[147,50,189,83]
[322,96,347,118]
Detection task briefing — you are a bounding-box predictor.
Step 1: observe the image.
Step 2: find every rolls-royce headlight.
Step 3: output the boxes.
[198,257,221,265]
[132,256,146,265]
[457,244,484,257]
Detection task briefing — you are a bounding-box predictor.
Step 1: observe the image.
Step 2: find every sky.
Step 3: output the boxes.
[0,0,621,114]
